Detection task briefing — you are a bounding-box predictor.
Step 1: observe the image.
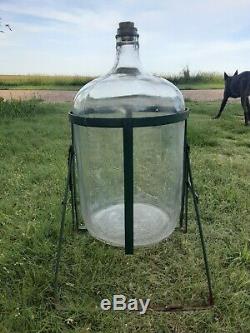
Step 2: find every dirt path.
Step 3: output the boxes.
[0,89,226,103]
[0,89,75,103]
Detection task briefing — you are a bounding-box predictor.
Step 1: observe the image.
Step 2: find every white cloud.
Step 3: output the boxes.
[0,0,249,74]
[0,1,121,31]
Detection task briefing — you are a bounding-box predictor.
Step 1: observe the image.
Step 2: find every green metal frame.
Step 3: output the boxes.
[53,111,214,311]
[69,108,188,128]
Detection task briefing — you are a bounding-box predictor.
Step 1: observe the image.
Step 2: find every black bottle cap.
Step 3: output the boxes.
[116,21,139,38]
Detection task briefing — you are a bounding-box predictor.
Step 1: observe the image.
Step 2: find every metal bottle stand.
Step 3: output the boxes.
[54,110,214,311]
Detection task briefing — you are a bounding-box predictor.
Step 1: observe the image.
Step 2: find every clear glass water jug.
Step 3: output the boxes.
[72,22,185,247]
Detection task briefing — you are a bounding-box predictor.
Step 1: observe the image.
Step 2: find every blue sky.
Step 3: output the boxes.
[0,0,249,76]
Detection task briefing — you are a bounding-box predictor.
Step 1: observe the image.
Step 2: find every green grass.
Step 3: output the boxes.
[0,100,249,332]
[0,73,224,90]
[0,75,92,90]
[167,71,224,90]
[177,82,223,90]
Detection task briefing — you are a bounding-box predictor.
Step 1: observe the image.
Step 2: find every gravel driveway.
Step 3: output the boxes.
[0,89,228,103]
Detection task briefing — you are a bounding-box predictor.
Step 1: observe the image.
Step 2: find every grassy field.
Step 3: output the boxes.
[166,72,224,90]
[0,75,92,91]
[0,99,249,332]
[0,73,224,90]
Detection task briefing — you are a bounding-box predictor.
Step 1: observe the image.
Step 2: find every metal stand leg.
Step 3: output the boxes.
[69,149,76,232]
[71,154,79,231]
[157,126,214,311]
[69,148,83,232]
[183,148,189,234]
[53,143,87,293]
[186,145,214,306]
[53,145,74,292]
[72,156,86,232]
[160,142,213,311]
[180,121,188,233]
[70,124,86,232]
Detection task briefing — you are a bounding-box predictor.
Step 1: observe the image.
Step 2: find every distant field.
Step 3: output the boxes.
[0,73,224,90]
[166,72,224,90]
[0,75,92,90]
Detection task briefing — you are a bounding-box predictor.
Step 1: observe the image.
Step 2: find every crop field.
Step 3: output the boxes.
[0,99,249,332]
[0,72,224,90]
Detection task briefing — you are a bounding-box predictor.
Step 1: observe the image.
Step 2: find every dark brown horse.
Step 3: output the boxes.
[213,70,250,125]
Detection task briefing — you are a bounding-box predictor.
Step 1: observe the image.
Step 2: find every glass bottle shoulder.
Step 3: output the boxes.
[73,72,185,117]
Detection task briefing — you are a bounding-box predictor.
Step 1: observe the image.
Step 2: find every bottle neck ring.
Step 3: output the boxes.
[116,35,139,48]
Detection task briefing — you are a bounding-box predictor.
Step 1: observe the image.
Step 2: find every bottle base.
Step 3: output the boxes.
[86,203,176,247]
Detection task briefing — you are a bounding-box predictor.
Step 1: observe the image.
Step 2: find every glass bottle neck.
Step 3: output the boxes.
[112,38,142,75]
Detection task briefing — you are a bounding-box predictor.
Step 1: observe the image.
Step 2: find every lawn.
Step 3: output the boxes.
[0,99,249,333]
